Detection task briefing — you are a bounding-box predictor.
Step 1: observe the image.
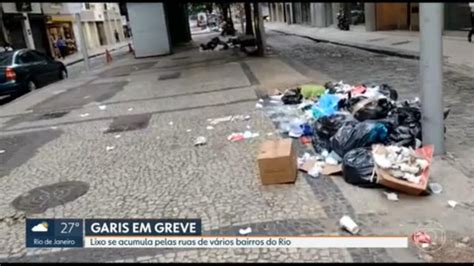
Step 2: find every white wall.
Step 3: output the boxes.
[1,3,42,14]
[127,3,170,57]
[41,3,82,15]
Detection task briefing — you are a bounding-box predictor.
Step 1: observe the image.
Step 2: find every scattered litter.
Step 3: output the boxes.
[300,136,312,145]
[0,150,5,154]
[50,126,58,130]
[372,144,433,195]
[412,231,432,244]
[206,126,214,130]
[209,116,232,125]
[156,136,160,140]
[421,243,430,248]
[266,132,274,136]
[52,90,65,95]
[461,237,470,244]
[255,103,263,109]
[383,192,399,201]
[258,99,264,103]
[99,105,107,110]
[83,95,91,99]
[106,146,115,151]
[246,125,251,129]
[169,121,173,126]
[243,131,252,139]
[239,227,252,235]
[428,183,443,194]
[128,108,134,111]
[80,113,90,118]
[447,200,458,208]
[339,215,360,235]
[269,95,283,101]
[114,134,121,139]
[194,136,207,146]
[228,133,245,142]
[186,129,192,132]
[308,165,322,178]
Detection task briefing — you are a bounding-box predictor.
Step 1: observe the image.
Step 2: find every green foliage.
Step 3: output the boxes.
[188,3,212,16]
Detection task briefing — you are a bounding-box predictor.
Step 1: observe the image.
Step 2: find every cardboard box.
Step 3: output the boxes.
[257,139,297,185]
[300,159,342,176]
[373,145,434,196]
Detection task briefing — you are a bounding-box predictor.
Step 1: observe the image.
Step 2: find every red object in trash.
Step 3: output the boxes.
[351,85,366,96]
[300,136,312,145]
[228,133,245,142]
[411,231,432,244]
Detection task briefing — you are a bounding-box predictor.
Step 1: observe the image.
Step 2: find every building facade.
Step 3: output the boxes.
[269,2,472,33]
[0,2,50,54]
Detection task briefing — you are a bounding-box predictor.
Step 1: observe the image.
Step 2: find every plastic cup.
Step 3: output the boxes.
[339,215,360,235]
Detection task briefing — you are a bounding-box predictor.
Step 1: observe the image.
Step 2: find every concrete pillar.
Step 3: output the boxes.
[294,3,302,24]
[331,3,340,26]
[419,3,444,155]
[75,13,89,71]
[313,3,327,27]
[21,13,35,49]
[253,2,265,56]
[324,3,333,26]
[364,3,376,31]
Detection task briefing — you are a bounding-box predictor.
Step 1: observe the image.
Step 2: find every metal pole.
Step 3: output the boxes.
[253,2,265,56]
[420,3,444,155]
[75,13,90,71]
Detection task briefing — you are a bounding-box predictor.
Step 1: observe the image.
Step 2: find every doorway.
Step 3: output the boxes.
[96,22,106,46]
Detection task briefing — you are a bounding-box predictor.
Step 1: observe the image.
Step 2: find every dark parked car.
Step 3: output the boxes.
[0,49,67,97]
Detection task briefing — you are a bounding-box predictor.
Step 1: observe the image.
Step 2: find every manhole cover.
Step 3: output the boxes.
[11,181,89,214]
[159,72,181,80]
[36,111,69,120]
[104,113,151,133]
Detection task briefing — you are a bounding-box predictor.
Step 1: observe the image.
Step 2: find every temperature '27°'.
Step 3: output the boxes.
[60,222,81,234]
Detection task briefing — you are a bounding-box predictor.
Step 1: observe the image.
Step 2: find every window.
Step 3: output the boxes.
[84,3,90,10]
[31,51,50,62]
[0,52,14,66]
[104,3,107,10]
[17,52,38,64]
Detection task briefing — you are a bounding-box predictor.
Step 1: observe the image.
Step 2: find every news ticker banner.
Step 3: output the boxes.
[26,219,408,249]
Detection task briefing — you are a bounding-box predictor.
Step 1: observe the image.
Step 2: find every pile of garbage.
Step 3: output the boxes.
[199,37,232,52]
[200,35,259,54]
[261,81,447,195]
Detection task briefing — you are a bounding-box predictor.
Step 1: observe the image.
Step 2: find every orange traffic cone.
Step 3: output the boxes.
[105,49,113,64]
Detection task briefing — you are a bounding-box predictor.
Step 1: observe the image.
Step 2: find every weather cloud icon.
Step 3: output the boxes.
[31,222,49,232]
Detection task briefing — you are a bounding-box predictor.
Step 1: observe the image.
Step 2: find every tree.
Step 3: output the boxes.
[244,2,253,35]
[188,3,209,16]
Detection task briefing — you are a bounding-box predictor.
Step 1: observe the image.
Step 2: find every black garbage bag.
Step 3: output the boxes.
[311,134,332,154]
[378,84,398,101]
[342,148,380,188]
[330,121,388,157]
[389,125,417,147]
[314,113,355,140]
[350,97,393,121]
[281,88,303,105]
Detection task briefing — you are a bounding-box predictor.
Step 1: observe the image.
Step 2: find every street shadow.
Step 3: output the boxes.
[0,91,29,106]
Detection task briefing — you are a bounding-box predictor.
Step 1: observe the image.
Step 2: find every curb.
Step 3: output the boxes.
[269,29,420,60]
[64,43,130,67]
